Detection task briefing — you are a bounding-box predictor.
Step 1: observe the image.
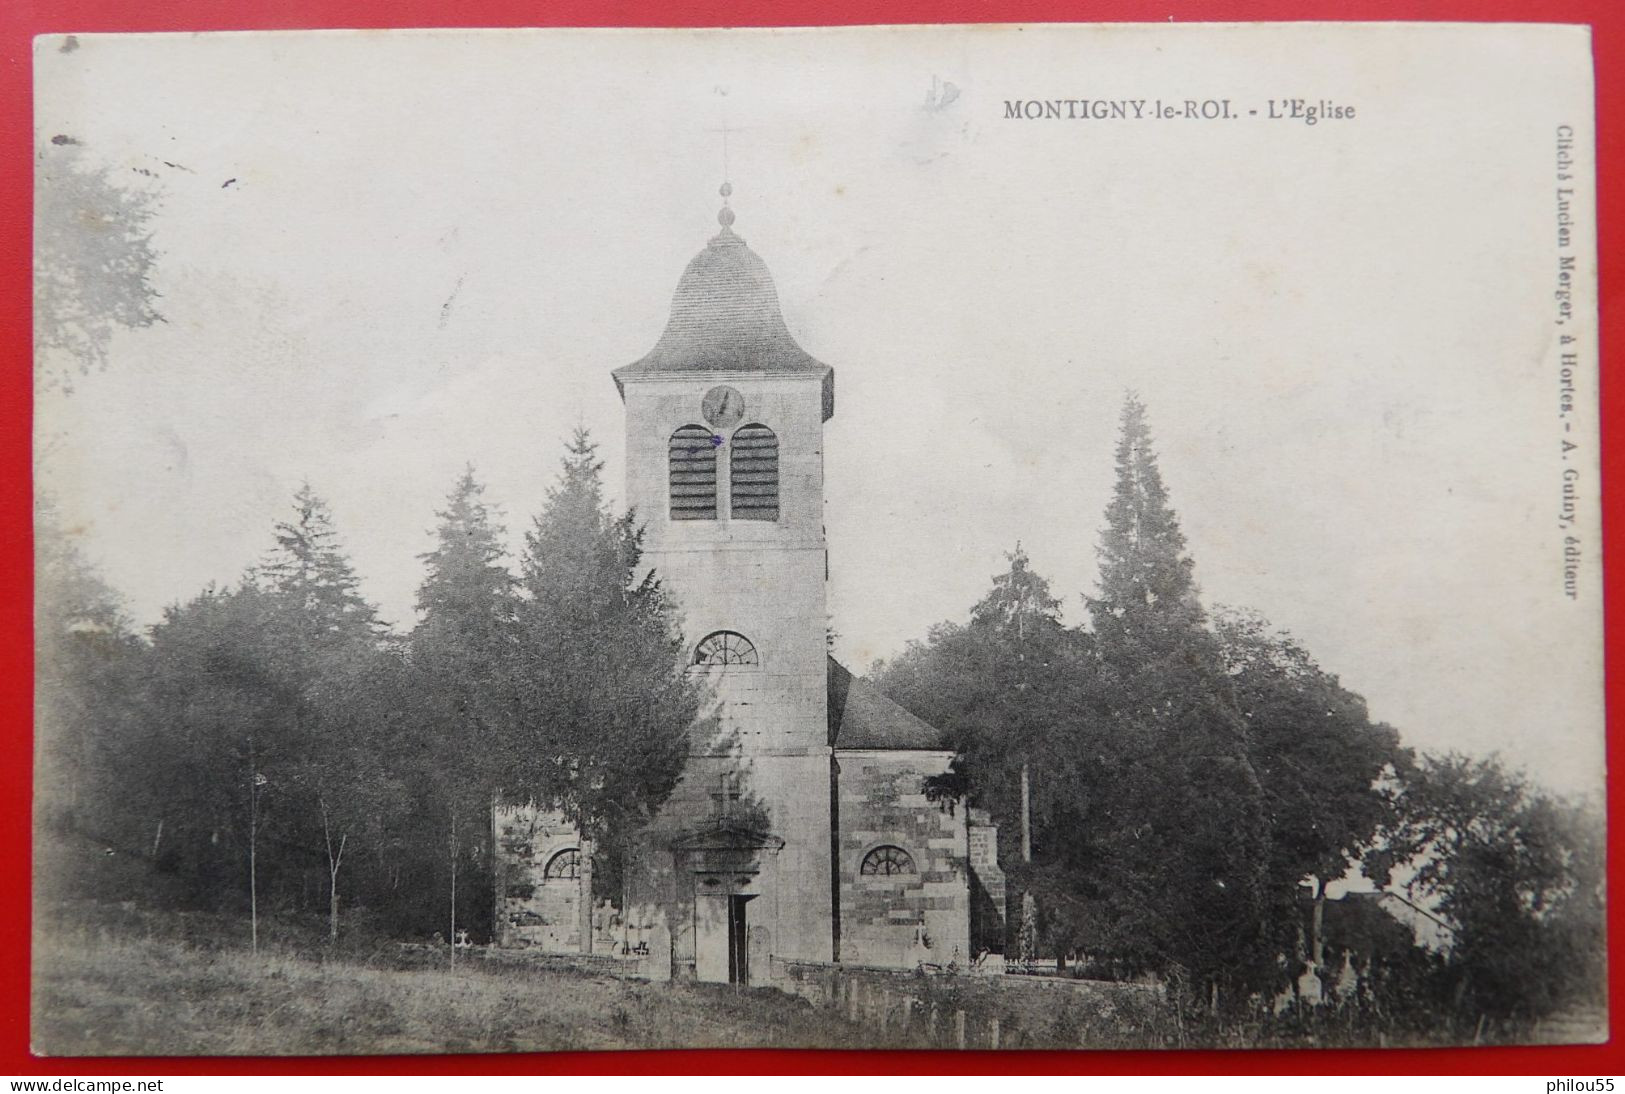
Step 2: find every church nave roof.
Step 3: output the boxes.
[827,657,952,752]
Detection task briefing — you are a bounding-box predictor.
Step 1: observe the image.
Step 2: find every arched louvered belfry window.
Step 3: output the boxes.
[669,425,718,520]
[730,423,779,521]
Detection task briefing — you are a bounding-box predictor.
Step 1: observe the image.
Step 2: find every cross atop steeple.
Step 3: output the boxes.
[707,116,738,231]
[708,115,734,187]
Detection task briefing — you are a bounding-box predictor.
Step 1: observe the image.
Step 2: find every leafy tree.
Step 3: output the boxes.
[1374,752,1605,1020]
[34,138,164,388]
[293,645,411,942]
[508,429,702,895]
[1081,393,1271,997]
[34,498,150,847]
[881,545,1069,821]
[1214,607,1406,987]
[140,583,297,908]
[875,545,1094,956]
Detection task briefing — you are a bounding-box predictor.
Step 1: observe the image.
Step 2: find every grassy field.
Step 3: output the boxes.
[32,907,901,1056]
[32,905,1607,1056]
[30,826,1603,1056]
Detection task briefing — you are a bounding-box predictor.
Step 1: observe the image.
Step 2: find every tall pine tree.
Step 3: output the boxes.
[254,482,383,650]
[415,466,518,666]
[1087,394,1205,658]
[406,466,520,943]
[1084,393,1272,999]
[251,484,400,943]
[509,429,702,896]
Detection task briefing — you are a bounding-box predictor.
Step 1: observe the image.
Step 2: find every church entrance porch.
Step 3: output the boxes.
[674,826,784,986]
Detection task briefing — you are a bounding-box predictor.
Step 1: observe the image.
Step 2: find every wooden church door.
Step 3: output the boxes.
[728,894,754,984]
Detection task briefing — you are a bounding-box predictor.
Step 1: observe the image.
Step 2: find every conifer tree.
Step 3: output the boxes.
[965,544,1069,849]
[509,429,702,895]
[973,544,1063,644]
[1086,393,1204,658]
[408,466,520,947]
[884,544,1070,821]
[249,484,398,942]
[1084,393,1272,999]
[415,466,518,667]
[254,482,382,649]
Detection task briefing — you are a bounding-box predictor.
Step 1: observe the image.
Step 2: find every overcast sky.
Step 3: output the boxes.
[35,25,1602,794]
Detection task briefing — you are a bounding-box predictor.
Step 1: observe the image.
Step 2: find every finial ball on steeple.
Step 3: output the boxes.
[717,181,737,228]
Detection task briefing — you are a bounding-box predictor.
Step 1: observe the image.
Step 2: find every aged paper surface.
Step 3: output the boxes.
[33,24,1602,1053]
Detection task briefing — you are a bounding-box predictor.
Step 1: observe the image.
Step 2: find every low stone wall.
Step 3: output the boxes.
[774,960,1175,1049]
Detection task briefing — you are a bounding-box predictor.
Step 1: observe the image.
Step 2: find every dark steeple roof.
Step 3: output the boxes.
[612,188,835,419]
[827,657,951,751]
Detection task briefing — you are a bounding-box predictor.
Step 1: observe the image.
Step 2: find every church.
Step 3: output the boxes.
[492,187,1006,986]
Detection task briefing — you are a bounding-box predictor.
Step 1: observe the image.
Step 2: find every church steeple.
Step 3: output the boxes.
[612,187,834,421]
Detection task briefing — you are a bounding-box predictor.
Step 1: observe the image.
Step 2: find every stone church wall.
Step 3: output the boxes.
[624,747,834,981]
[493,804,586,952]
[836,750,970,968]
[967,808,1008,955]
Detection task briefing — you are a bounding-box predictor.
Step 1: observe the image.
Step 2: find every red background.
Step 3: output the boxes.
[0,0,1618,1076]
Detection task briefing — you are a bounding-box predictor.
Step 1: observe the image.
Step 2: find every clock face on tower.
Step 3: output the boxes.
[701,385,745,429]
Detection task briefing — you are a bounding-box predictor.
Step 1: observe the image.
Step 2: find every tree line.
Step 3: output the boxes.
[35,430,704,949]
[35,401,1603,1031]
[871,395,1602,1026]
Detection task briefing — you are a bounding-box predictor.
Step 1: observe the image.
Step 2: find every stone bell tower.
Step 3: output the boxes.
[613,185,836,981]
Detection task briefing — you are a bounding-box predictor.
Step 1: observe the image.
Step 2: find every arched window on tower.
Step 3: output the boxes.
[669,425,718,520]
[730,423,779,521]
[693,630,759,667]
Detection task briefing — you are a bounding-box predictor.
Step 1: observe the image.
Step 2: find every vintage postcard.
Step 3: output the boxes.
[31,23,1602,1053]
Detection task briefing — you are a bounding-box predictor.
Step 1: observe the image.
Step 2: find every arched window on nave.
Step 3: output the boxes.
[860,845,916,877]
[858,845,923,877]
[543,848,582,881]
